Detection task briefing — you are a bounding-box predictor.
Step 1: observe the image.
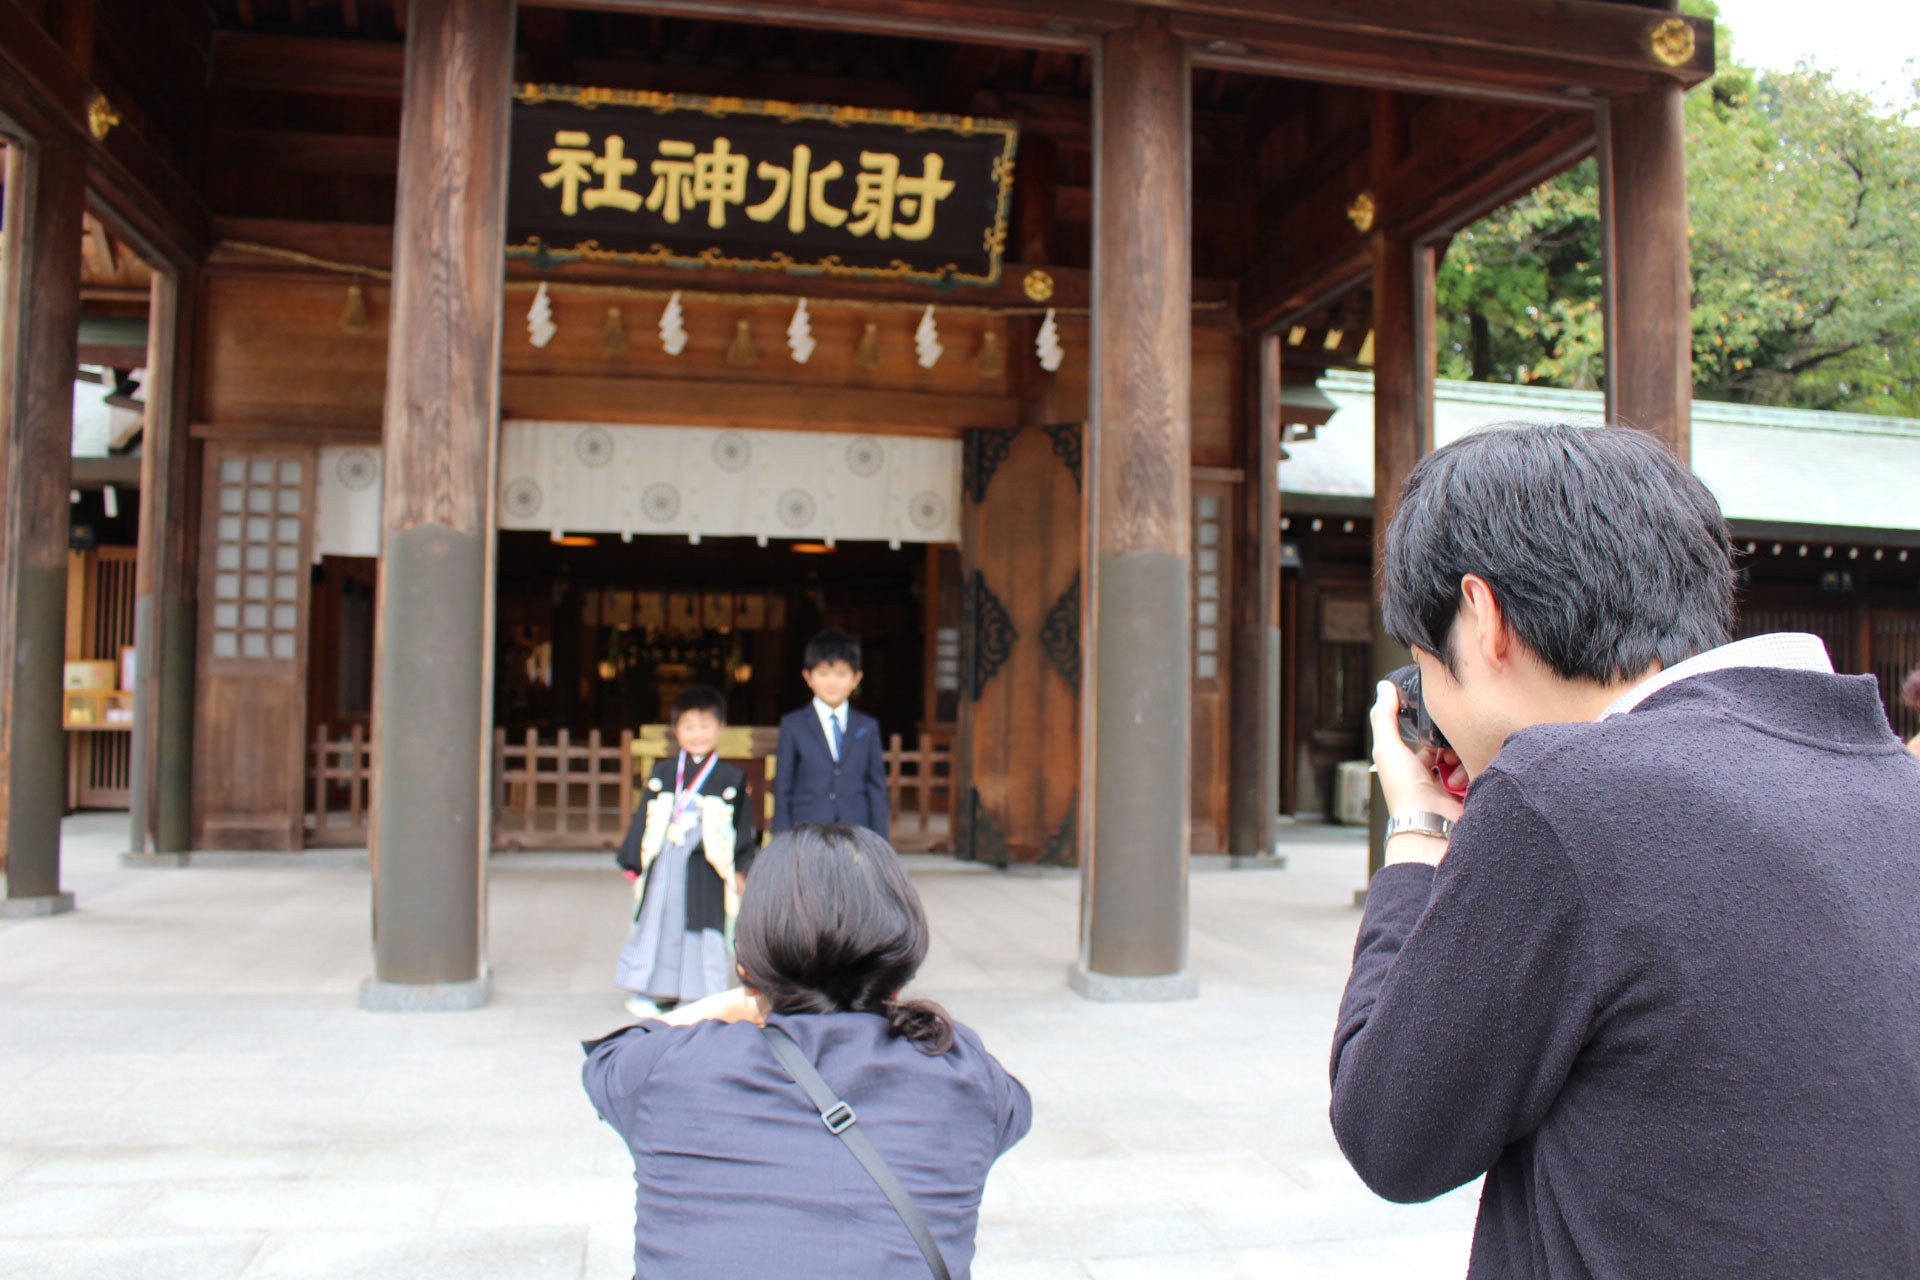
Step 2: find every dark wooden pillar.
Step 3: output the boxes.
[363,0,514,1010]
[1609,84,1691,459]
[1366,235,1438,885]
[1227,334,1281,861]
[128,266,198,858]
[1074,9,1195,1000]
[0,137,85,915]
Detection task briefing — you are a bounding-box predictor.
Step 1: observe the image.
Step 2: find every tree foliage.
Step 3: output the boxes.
[1435,13,1920,414]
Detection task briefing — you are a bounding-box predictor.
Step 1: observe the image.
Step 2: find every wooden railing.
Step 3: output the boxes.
[492,728,634,850]
[306,722,958,854]
[307,724,373,846]
[883,729,955,852]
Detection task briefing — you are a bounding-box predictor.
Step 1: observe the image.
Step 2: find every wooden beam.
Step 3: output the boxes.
[536,0,1710,90]
[0,0,209,267]
[1227,330,1281,859]
[366,0,514,1005]
[1243,105,1594,332]
[1365,235,1436,881]
[0,136,85,913]
[1078,8,1194,998]
[1609,84,1690,457]
[128,265,199,855]
[210,32,405,97]
[501,373,1017,433]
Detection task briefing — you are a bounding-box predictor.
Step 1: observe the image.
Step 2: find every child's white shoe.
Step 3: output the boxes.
[624,995,660,1019]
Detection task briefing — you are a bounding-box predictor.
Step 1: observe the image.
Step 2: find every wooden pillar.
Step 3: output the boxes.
[1074,9,1195,1001]
[0,137,85,915]
[1227,333,1281,861]
[128,266,198,858]
[1366,235,1438,884]
[1609,84,1691,459]
[363,0,514,1010]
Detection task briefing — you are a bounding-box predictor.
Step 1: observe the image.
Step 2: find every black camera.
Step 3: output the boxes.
[1384,663,1450,753]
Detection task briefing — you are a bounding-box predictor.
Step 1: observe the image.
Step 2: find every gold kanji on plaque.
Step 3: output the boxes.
[744,145,850,233]
[849,152,954,241]
[540,131,597,216]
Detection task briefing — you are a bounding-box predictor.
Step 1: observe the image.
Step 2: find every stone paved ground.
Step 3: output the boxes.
[0,814,1477,1279]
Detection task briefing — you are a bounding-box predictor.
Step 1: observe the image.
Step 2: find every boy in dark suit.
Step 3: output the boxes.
[773,629,888,837]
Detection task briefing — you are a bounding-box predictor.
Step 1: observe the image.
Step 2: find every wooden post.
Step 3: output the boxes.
[362,0,514,1010]
[127,265,198,859]
[1228,333,1283,862]
[1074,9,1195,1001]
[1366,234,1439,885]
[0,137,85,916]
[1609,84,1691,459]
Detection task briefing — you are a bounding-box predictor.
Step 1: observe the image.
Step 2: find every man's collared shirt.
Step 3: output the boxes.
[1598,632,1833,721]
[813,697,848,760]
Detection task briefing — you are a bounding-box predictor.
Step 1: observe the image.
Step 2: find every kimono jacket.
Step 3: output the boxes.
[615,755,758,932]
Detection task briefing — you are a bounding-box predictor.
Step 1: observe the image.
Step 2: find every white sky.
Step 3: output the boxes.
[1712,0,1920,103]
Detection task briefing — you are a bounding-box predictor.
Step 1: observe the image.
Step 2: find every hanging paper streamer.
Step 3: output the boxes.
[527,282,557,349]
[1035,307,1063,372]
[914,305,943,369]
[659,290,688,356]
[787,298,816,364]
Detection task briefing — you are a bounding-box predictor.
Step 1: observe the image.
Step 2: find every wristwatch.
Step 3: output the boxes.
[1384,812,1453,842]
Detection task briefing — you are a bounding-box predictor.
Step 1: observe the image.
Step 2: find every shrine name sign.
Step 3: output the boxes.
[509,86,1019,286]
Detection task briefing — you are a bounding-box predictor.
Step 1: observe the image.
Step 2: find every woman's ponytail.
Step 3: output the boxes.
[885,997,955,1056]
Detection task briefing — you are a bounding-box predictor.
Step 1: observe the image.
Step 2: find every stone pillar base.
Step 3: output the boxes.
[0,892,76,918]
[358,972,491,1012]
[1228,853,1288,871]
[1068,963,1197,1003]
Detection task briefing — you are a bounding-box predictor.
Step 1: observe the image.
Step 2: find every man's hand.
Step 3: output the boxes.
[654,987,767,1028]
[1370,681,1467,831]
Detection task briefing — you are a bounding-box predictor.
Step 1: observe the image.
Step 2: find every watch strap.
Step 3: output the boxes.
[1384,811,1453,841]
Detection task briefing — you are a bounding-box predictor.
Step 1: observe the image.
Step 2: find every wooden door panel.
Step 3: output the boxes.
[192,445,317,850]
[958,424,1083,865]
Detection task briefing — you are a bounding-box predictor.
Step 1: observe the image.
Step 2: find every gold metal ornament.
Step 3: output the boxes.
[1022,270,1055,303]
[1346,192,1377,234]
[86,93,120,142]
[973,329,1005,379]
[853,321,881,368]
[726,317,759,366]
[1648,17,1696,67]
[338,284,369,334]
[601,305,628,354]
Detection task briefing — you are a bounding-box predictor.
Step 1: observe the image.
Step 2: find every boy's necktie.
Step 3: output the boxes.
[832,714,845,760]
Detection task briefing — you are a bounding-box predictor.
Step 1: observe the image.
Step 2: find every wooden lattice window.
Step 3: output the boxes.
[1192,491,1226,682]
[209,456,307,662]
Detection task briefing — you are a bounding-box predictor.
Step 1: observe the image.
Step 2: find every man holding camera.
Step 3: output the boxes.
[1331,423,1920,1278]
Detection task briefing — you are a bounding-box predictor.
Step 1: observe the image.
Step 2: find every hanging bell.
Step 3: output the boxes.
[853,320,881,369]
[339,283,369,334]
[726,317,759,366]
[601,305,628,354]
[973,329,1004,378]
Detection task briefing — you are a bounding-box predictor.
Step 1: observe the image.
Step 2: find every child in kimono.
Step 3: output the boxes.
[615,684,756,1019]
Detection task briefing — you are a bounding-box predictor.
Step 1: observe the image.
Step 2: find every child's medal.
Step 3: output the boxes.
[668,749,718,842]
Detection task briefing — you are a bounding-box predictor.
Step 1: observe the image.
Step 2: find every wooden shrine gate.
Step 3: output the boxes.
[956,423,1084,865]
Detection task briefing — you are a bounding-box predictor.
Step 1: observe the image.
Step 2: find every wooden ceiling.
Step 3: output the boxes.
[180,6,1593,330]
[207,0,407,37]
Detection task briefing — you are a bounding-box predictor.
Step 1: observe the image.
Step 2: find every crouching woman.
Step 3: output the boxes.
[583,822,1031,1280]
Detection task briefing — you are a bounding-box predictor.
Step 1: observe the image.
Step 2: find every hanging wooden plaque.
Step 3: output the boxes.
[509,86,1018,286]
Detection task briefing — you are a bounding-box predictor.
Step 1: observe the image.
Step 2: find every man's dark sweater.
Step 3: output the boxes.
[1331,667,1920,1279]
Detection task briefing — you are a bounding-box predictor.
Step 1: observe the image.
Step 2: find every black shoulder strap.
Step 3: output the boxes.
[760,1024,952,1280]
